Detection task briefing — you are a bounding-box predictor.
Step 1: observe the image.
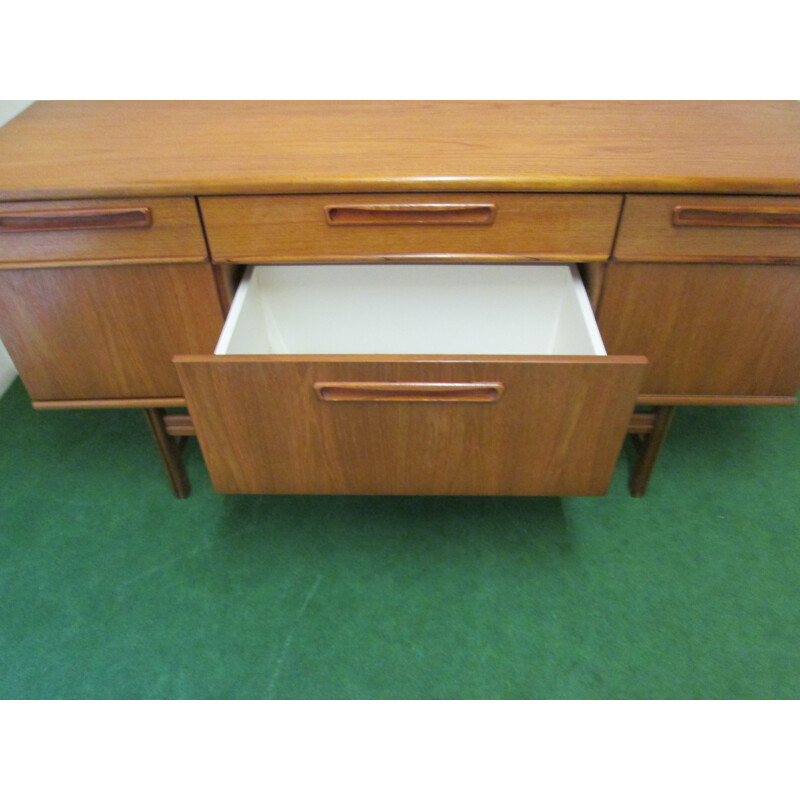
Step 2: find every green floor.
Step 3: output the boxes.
[1,377,798,699]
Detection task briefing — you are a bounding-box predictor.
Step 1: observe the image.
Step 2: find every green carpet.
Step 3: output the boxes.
[1,377,798,699]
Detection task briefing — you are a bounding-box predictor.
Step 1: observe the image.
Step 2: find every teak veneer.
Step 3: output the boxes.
[0,101,798,500]
[1,101,799,198]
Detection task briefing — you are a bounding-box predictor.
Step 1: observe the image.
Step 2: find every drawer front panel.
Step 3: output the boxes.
[597,262,800,400]
[0,197,208,267]
[0,263,224,401]
[615,195,800,262]
[198,193,624,263]
[174,355,647,496]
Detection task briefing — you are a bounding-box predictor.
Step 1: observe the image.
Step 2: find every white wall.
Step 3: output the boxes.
[0,101,34,395]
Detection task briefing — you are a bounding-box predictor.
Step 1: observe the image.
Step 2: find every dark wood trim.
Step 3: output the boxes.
[0,206,152,233]
[673,205,800,228]
[313,381,504,403]
[325,203,497,226]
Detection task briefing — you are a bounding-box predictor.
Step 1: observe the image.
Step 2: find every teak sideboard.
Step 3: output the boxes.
[1,101,799,498]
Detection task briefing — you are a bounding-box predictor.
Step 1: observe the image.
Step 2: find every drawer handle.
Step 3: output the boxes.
[0,207,153,233]
[324,203,497,226]
[672,205,800,228]
[314,381,504,402]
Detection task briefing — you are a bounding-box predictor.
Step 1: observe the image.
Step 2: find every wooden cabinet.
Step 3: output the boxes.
[0,101,798,498]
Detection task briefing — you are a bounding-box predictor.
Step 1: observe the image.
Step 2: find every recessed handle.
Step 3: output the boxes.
[0,206,153,233]
[672,205,800,228]
[324,203,496,226]
[314,381,504,402]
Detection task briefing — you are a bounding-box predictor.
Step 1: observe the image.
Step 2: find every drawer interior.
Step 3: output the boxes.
[215,262,606,356]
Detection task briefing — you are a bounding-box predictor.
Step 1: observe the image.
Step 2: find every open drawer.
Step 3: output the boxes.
[175,263,647,495]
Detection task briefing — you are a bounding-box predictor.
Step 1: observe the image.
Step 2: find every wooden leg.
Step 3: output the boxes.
[628,406,675,498]
[144,408,191,499]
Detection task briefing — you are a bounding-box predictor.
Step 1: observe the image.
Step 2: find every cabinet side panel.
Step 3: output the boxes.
[0,262,224,401]
[597,262,800,399]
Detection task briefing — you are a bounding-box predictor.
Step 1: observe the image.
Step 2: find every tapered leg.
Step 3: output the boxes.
[628,406,675,497]
[144,408,191,499]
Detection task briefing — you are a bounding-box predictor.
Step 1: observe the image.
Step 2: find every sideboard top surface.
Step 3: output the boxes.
[0,101,799,200]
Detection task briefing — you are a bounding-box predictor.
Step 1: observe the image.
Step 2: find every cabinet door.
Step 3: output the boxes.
[597,262,800,401]
[0,263,224,402]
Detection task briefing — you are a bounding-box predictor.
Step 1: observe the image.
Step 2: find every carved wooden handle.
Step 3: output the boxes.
[0,207,153,233]
[324,203,497,226]
[314,381,504,402]
[672,205,800,228]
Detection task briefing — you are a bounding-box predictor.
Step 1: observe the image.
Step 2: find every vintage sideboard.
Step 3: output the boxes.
[0,101,798,499]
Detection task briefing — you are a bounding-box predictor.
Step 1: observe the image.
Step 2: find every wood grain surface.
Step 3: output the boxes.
[199,193,623,263]
[0,197,207,267]
[174,355,647,496]
[0,263,224,401]
[615,195,800,263]
[1,101,799,199]
[597,262,800,399]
